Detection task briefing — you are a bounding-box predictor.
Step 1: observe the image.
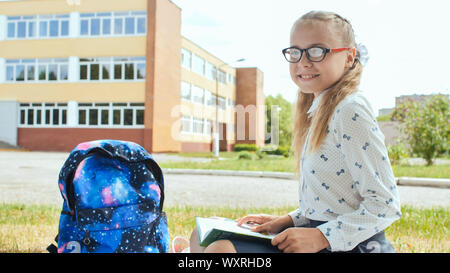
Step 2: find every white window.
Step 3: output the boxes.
[79,57,145,81]
[218,96,226,110]
[204,119,212,135]
[193,117,204,134]
[209,93,217,107]
[181,81,191,101]
[181,48,191,69]
[80,11,146,37]
[204,90,213,106]
[6,58,69,83]
[192,54,205,75]
[227,98,235,108]
[229,123,235,134]
[227,73,236,84]
[78,102,144,127]
[205,62,216,81]
[217,69,226,84]
[191,85,204,104]
[19,103,68,127]
[181,116,192,133]
[6,14,69,40]
[180,116,211,136]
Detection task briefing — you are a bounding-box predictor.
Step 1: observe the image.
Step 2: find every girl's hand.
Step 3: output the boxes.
[236,214,294,234]
[271,227,330,253]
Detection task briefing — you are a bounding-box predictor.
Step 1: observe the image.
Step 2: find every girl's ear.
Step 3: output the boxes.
[345,47,356,68]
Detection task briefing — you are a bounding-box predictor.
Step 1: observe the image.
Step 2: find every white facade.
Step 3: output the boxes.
[0,100,18,146]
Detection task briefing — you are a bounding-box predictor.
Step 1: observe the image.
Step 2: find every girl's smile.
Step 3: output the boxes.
[298,73,320,81]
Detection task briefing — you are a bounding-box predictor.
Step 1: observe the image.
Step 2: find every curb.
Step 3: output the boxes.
[163,168,295,180]
[396,177,450,189]
[162,168,450,189]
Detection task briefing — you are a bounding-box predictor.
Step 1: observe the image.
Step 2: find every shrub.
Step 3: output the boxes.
[392,95,449,166]
[255,150,266,160]
[238,151,253,160]
[263,145,291,157]
[234,144,258,152]
[387,140,409,165]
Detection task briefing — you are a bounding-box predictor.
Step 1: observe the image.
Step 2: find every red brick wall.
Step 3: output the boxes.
[18,128,145,152]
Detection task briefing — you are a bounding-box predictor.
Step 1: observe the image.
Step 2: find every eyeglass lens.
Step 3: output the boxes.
[284,47,326,62]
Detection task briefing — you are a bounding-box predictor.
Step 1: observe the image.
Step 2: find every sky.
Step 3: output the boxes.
[1,0,449,115]
[171,0,450,115]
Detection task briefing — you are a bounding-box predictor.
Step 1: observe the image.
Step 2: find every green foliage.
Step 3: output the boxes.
[263,145,291,158]
[237,151,253,160]
[387,140,409,165]
[265,94,294,147]
[255,149,266,160]
[233,144,257,152]
[391,95,449,165]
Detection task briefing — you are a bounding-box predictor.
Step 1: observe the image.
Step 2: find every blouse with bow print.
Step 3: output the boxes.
[288,91,402,252]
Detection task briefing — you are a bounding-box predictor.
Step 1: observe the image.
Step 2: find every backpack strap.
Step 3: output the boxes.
[47,234,59,253]
[145,158,165,212]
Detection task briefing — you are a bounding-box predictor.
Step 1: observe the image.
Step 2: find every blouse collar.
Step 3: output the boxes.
[307,89,330,118]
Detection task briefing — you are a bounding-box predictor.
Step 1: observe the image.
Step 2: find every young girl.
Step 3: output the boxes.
[187,10,402,253]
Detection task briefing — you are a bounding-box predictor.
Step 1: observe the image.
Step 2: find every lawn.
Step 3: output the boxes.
[160,154,450,179]
[0,203,448,253]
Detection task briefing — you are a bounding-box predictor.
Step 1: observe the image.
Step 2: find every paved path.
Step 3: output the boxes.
[0,151,449,208]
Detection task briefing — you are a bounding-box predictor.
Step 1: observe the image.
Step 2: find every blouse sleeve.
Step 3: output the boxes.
[288,209,311,227]
[316,100,402,252]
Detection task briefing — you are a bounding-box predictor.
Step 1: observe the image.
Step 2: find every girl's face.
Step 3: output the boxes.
[289,20,356,97]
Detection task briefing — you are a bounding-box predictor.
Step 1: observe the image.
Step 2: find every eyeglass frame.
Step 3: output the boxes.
[282,46,351,63]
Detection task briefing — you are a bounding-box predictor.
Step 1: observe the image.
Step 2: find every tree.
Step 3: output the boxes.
[391,95,449,165]
[265,94,294,147]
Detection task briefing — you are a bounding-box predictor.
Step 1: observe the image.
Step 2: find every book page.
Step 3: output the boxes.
[196,217,276,242]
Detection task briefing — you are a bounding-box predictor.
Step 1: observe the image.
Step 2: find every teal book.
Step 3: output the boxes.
[196,217,276,247]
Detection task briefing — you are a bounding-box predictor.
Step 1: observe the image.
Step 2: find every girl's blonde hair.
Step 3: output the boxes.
[291,11,363,177]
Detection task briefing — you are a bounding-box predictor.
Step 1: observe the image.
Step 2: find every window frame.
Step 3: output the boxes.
[78,57,146,82]
[5,58,69,83]
[77,102,145,128]
[18,103,68,127]
[6,14,69,40]
[79,10,147,37]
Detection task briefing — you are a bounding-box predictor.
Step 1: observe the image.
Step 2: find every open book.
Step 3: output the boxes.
[196,217,276,247]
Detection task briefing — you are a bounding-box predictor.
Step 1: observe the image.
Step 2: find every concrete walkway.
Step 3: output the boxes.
[0,151,449,208]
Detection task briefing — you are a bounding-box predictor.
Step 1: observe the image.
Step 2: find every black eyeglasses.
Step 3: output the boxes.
[282,46,351,63]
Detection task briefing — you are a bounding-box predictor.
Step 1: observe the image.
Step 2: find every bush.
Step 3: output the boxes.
[263,145,291,158]
[255,150,266,160]
[392,95,449,165]
[234,144,258,152]
[387,140,409,165]
[238,151,254,160]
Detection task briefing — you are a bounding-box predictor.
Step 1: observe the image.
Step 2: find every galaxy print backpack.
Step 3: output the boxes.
[47,140,169,253]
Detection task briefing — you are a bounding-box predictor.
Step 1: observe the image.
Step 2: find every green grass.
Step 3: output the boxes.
[392,164,450,179]
[161,157,296,173]
[161,155,450,178]
[0,203,448,253]
[174,152,241,159]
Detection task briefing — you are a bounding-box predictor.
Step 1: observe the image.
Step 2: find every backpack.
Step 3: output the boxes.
[47,140,169,253]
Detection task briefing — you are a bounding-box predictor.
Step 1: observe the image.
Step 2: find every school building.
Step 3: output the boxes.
[0,0,265,153]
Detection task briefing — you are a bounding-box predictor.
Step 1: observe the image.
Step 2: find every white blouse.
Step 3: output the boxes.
[288,91,402,252]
